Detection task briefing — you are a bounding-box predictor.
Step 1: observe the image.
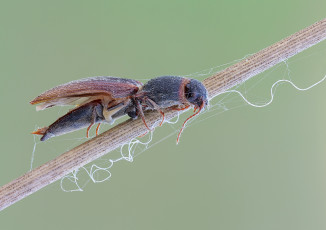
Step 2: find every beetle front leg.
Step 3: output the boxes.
[32,100,104,141]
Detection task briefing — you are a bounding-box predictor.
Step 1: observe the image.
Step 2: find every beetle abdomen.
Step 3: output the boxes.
[142,76,189,108]
[40,100,104,141]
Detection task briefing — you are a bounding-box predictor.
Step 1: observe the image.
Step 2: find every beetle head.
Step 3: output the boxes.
[177,79,208,144]
[184,79,208,109]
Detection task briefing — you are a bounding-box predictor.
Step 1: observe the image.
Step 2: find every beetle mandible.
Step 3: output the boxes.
[30,76,208,143]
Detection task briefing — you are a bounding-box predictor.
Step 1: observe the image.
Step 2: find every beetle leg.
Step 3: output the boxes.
[138,130,149,138]
[144,98,165,126]
[86,123,93,138]
[96,123,101,136]
[135,100,152,131]
[158,111,165,126]
[86,108,97,138]
[171,104,190,111]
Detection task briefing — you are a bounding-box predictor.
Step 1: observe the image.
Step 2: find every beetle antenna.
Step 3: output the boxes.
[176,102,204,144]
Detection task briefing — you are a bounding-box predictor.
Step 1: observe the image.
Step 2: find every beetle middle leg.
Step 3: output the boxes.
[144,97,165,126]
[135,100,152,131]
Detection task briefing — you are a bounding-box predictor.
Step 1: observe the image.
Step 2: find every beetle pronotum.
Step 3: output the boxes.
[30,76,208,143]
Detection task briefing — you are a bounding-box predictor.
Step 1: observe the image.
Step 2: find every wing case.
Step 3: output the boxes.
[30,77,143,105]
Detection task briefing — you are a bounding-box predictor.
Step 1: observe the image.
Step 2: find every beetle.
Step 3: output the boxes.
[30,76,208,142]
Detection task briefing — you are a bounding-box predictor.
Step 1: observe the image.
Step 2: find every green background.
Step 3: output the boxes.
[1,1,326,229]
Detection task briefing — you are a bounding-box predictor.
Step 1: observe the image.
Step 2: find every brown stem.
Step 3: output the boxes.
[0,18,325,211]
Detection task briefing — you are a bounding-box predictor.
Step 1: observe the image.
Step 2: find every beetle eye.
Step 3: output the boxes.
[186,93,194,99]
[185,89,199,102]
[185,85,195,100]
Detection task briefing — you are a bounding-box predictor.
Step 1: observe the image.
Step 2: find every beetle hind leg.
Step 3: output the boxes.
[86,122,94,138]
[96,123,101,136]
[85,106,98,138]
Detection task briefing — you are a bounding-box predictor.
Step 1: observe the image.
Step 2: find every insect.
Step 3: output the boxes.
[30,76,208,143]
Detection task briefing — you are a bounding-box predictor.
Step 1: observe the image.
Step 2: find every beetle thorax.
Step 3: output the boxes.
[140,76,189,108]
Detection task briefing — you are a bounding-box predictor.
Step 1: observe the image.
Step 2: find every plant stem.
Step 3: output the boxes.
[0,18,325,211]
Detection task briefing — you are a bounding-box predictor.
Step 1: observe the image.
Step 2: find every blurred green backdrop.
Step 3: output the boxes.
[1,1,326,229]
